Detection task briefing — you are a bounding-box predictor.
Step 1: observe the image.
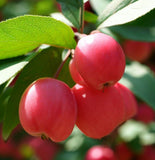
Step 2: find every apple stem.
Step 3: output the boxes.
[54,50,71,79]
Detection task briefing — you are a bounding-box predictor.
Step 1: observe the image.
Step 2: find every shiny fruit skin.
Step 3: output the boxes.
[69,59,86,86]
[73,33,125,90]
[123,40,152,62]
[115,83,138,120]
[19,78,77,142]
[72,84,125,139]
[85,145,116,160]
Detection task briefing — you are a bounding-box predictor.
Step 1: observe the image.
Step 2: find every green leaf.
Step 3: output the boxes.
[0,82,8,97]
[54,151,83,160]
[131,0,139,2]
[2,47,63,140]
[84,11,97,23]
[149,122,155,133]
[0,15,76,60]
[58,58,75,88]
[120,62,155,110]
[128,9,155,27]
[127,137,143,153]
[98,0,155,28]
[0,87,12,123]
[89,0,112,15]
[0,54,35,85]
[57,0,83,30]
[99,28,121,42]
[0,0,6,7]
[97,0,132,27]
[110,26,155,41]
[109,9,155,41]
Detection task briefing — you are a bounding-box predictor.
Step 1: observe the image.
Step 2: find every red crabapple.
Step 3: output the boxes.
[69,59,86,86]
[72,33,125,90]
[123,40,152,62]
[28,137,59,160]
[135,103,154,124]
[19,78,77,142]
[115,83,138,120]
[72,83,125,139]
[85,145,116,160]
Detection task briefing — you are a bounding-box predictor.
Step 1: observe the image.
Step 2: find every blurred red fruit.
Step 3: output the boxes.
[84,1,92,11]
[138,146,155,160]
[0,127,22,160]
[123,40,152,62]
[85,145,116,160]
[56,3,61,12]
[135,103,154,123]
[150,42,155,50]
[29,137,59,160]
[115,143,133,160]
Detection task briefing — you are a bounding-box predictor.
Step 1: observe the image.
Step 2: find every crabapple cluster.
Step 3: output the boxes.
[70,33,138,139]
[19,32,137,143]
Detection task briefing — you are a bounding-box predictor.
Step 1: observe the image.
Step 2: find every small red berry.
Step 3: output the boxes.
[72,33,125,90]
[19,78,77,142]
[72,83,125,139]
